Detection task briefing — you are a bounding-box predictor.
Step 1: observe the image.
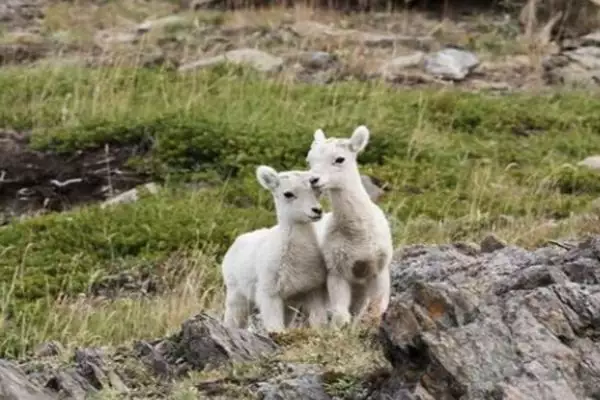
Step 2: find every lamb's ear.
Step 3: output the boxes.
[348,125,370,153]
[313,129,326,144]
[256,165,280,191]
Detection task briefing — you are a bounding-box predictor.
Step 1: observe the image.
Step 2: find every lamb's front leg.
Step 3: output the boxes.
[327,273,352,328]
[256,289,286,333]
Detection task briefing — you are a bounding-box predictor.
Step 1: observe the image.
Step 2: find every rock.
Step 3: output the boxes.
[377,236,600,399]
[296,51,336,70]
[0,0,44,29]
[93,30,138,50]
[179,49,283,73]
[543,40,600,86]
[101,182,159,209]
[480,233,507,253]
[0,42,46,64]
[136,16,188,34]
[0,360,54,400]
[257,374,332,400]
[176,313,278,370]
[36,347,129,398]
[20,314,278,399]
[379,51,425,81]
[578,155,600,171]
[289,21,432,49]
[33,55,89,68]
[178,54,227,71]
[424,48,480,81]
[90,270,165,298]
[581,31,600,47]
[224,49,284,73]
[34,341,63,358]
[133,313,278,378]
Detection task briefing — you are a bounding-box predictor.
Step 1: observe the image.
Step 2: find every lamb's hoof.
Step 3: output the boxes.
[330,311,351,329]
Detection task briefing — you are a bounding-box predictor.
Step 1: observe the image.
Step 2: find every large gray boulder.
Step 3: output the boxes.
[376,235,600,399]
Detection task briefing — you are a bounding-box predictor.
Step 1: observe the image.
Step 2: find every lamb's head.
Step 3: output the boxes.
[305,125,369,191]
[256,165,323,224]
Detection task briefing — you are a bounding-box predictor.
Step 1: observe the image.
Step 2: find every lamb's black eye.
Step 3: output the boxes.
[335,157,345,164]
[283,191,295,199]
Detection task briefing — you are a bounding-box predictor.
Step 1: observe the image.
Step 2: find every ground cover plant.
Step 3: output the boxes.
[1,64,600,361]
[1,1,600,396]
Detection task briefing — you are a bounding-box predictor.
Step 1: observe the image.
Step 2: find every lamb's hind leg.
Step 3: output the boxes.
[223,289,250,329]
[349,284,369,326]
[305,288,328,328]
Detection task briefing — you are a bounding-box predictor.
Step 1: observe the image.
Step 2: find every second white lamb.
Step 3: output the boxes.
[221,165,329,333]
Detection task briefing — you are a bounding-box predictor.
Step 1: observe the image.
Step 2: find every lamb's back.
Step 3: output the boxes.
[221,226,274,294]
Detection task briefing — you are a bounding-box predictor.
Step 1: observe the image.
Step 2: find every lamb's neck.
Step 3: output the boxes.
[277,222,318,250]
[328,179,373,231]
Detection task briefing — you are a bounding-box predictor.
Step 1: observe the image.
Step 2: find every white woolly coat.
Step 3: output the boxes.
[221,222,327,310]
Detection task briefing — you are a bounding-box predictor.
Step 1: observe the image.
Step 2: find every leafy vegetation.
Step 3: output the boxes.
[1,64,600,358]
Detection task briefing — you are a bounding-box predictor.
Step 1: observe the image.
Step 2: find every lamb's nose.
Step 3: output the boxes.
[309,176,320,186]
[312,207,322,215]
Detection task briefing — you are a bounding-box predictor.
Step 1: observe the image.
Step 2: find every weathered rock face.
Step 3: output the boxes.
[544,31,600,87]
[377,235,600,400]
[0,360,54,400]
[2,313,279,399]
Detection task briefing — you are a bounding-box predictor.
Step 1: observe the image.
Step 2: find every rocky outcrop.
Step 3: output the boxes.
[544,31,600,86]
[3,313,279,399]
[0,360,54,400]
[376,235,600,399]
[1,236,600,398]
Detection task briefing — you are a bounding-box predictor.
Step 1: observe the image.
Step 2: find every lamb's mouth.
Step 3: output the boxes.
[309,215,322,221]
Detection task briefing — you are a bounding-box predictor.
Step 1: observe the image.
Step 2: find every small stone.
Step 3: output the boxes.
[289,21,432,49]
[101,183,159,209]
[179,49,283,74]
[297,51,335,70]
[581,31,600,47]
[578,155,600,171]
[136,16,187,34]
[94,30,138,49]
[424,48,479,80]
[224,49,283,73]
[34,341,64,358]
[106,370,128,393]
[453,241,481,256]
[257,374,332,400]
[379,51,425,81]
[480,233,507,253]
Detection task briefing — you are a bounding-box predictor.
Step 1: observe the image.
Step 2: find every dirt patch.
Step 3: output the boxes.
[0,130,152,223]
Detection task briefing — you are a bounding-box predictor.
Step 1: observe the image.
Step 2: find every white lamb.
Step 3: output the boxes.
[221,165,329,333]
[306,125,393,328]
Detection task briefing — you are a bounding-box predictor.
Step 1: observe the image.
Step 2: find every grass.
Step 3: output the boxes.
[1,60,600,392]
[2,0,600,396]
